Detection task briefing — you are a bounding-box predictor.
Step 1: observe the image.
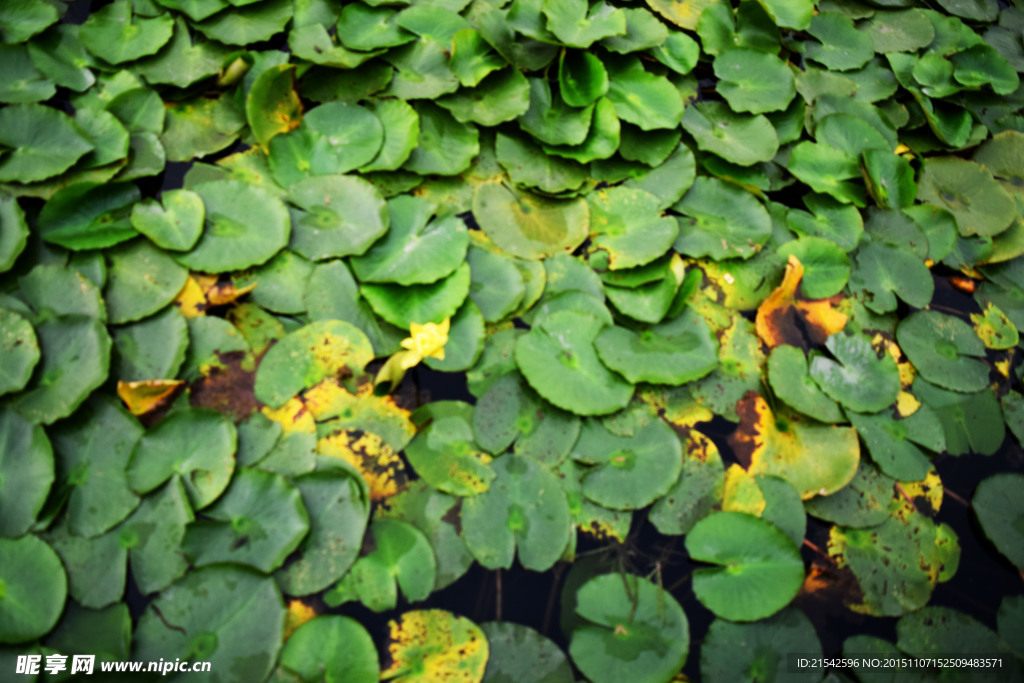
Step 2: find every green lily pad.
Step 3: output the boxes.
[326,518,436,612]
[474,182,589,260]
[0,535,66,643]
[778,237,850,299]
[787,194,863,251]
[0,194,28,272]
[180,316,250,382]
[914,378,1004,456]
[130,189,205,252]
[787,141,864,205]
[279,616,379,683]
[0,408,53,538]
[104,240,187,325]
[847,409,939,481]
[542,97,621,165]
[518,76,594,147]
[13,315,111,425]
[162,93,245,163]
[569,573,689,683]
[804,460,894,528]
[135,17,230,88]
[178,180,289,273]
[362,262,471,327]
[134,565,285,682]
[45,601,131,665]
[701,608,822,683]
[0,0,58,43]
[544,0,625,47]
[588,186,678,270]
[19,264,105,322]
[805,12,874,71]
[571,416,683,510]
[864,9,935,53]
[120,478,194,594]
[767,345,845,423]
[828,501,960,616]
[559,50,609,107]
[897,311,989,393]
[462,452,571,571]
[714,48,796,114]
[0,309,38,397]
[361,99,420,173]
[679,100,774,166]
[80,1,173,65]
[467,245,526,323]
[403,101,479,176]
[37,181,139,251]
[517,310,633,416]
[242,249,312,314]
[606,56,684,130]
[849,242,934,314]
[594,308,718,385]
[481,622,573,683]
[307,260,405,356]
[352,195,467,285]
[917,158,1016,238]
[127,408,236,510]
[183,467,309,573]
[809,331,900,413]
[405,401,495,496]
[496,131,587,194]
[49,395,141,537]
[46,516,126,610]
[648,430,724,535]
[254,320,373,409]
[686,511,804,621]
[306,102,385,173]
[438,67,532,127]
[863,149,917,210]
[287,174,389,261]
[276,467,369,595]
[972,473,1024,570]
[0,44,55,104]
[898,606,1021,674]
[195,0,293,44]
[673,176,772,260]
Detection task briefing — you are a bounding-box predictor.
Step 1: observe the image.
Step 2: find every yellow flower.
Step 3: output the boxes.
[399,318,450,369]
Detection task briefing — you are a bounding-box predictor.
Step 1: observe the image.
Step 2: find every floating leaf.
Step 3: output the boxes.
[127,408,236,509]
[673,176,772,260]
[897,311,989,393]
[756,255,848,350]
[686,511,804,621]
[588,186,678,270]
[594,308,718,385]
[183,467,309,573]
[380,610,488,683]
[130,189,205,252]
[971,301,1018,350]
[973,473,1024,570]
[0,535,66,643]
[120,478,194,594]
[462,452,571,571]
[404,101,479,176]
[481,622,574,683]
[714,48,796,114]
[475,182,589,260]
[362,263,471,328]
[0,309,38,397]
[701,608,821,683]
[405,401,494,496]
[328,519,436,612]
[681,101,779,168]
[279,616,379,683]
[606,56,684,130]
[732,393,859,499]
[809,331,901,413]
[45,516,126,610]
[0,407,53,538]
[80,1,173,65]
[37,181,139,251]
[134,566,285,682]
[914,378,1004,456]
[569,573,689,683]
[767,345,844,424]
[246,64,302,151]
[918,158,1016,238]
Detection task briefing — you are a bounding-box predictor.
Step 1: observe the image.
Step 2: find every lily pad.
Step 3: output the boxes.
[606,56,684,130]
[379,610,488,682]
[0,407,53,538]
[134,565,285,682]
[405,401,495,496]
[104,240,188,325]
[701,607,822,683]
[474,182,589,260]
[37,181,139,251]
[681,101,779,167]
[275,467,370,595]
[183,467,309,573]
[14,315,111,425]
[714,48,796,114]
[361,262,471,327]
[778,237,850,299]
[686,511,804,621]
[767,345,845,423]
[673,176,772,260]
[45,516,126,610]
[120,478,194,594]
[463,452,571,571]
[972,473,1024,570]
[403,101,479,176]
[130,189,205,252]
[571,416,683,510]
[178,180,290,273]
[80,1,173,65]
[127,408,236,510]
[0,309,39,397]
[0,535,67,643]
[848,242,934,314]
[254,320,374,409]
[569,573,689,683]
[481,621,574,683]
[306,260,405,356]
[594,308,718,385]
[804,460,894,529]
[896,311,990,393]
[327,519,436,612]
[287,175,389,261]
[588,186,678,270]
[516,310,633,416]
[246,64,302,152]
[917,158,1016,238]
[809,331,901,413]
[352,195,467,285]
[914,378,1004,456]
[279,616,379,683]
[648,430,724,535]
